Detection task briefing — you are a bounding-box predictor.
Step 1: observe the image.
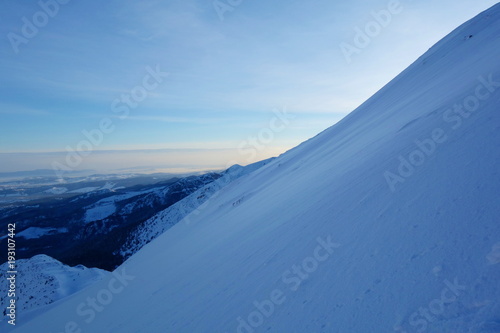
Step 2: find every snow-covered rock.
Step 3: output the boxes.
[17,227,68,239]
[0,255,108,325]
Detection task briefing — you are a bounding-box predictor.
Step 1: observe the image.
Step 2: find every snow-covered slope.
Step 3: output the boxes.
[119,159,274,260]
[0,255,108,326]
[12,4,500,333]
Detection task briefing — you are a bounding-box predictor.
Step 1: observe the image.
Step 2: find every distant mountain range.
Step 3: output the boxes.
[0,171,221,270]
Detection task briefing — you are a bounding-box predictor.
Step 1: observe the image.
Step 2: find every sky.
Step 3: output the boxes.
[0,0,497,174]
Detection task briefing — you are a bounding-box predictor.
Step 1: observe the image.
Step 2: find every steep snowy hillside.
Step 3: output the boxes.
[119,159,274,260]
[0,255,107,325]
[11,4,500,333]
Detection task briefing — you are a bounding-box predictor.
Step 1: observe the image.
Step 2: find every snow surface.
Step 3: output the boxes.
[17,227,68,239]
[67,182,116,194]
[120,159,274,260]
[67,187,100,194]
[83,191,147,223]
[11,4,500,333]
[44,187,68,195]
[83,202,117,224]
[0,255,108,327]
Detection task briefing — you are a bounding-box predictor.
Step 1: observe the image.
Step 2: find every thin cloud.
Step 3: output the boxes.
[0,104,51,116]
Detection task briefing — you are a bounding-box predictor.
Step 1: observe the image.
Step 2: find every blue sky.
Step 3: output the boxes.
[0,0,497,173]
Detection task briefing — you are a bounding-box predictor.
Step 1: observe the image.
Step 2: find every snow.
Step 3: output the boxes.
[99,182,116,190]
[82,175,218,224]
[83,202,117,224]
[67,187,100,194]
[82,191,146,223]
[10,4,500,333]
[0,255,108,327]
[17,227,68,239]
[67,182,117,194]
[119,158,274,259]
[44,187,68,195]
